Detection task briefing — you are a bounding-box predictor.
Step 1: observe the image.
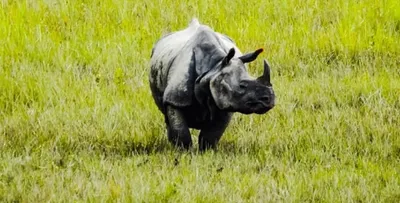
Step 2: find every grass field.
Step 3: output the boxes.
[1,0,400,202]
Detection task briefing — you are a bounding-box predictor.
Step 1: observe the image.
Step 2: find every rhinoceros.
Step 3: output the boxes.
[149,18,275,151]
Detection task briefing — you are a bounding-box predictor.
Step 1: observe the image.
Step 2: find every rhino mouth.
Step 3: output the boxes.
[245,101,267,107]
[242,101,274,114]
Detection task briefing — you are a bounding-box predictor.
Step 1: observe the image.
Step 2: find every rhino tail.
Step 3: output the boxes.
[189,17,200,28]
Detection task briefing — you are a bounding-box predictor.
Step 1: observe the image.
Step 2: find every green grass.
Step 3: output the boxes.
[1,0,400,202]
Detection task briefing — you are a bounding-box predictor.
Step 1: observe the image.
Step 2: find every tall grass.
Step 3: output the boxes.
[1,0,399,202]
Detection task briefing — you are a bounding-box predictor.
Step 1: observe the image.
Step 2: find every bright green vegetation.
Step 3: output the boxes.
[1,0,400,202]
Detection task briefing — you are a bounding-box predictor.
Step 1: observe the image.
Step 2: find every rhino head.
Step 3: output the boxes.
[195,47,275,115]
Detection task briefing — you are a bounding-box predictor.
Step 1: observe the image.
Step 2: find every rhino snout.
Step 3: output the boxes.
[259,95,272,104]
[242,92,275,114]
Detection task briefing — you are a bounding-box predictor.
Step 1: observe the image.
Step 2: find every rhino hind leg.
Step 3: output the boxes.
[165,105,193,149]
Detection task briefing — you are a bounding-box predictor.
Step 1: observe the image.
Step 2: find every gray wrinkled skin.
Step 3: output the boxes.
[149,18,275,151]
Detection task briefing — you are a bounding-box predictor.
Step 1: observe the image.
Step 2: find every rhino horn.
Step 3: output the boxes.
[257,60,271,85]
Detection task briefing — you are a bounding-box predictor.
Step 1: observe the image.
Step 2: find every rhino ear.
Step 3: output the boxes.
[239,48,264,63]
[222,48,235,66]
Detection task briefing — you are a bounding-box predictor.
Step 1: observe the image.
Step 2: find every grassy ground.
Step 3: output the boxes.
[1,0,400,202]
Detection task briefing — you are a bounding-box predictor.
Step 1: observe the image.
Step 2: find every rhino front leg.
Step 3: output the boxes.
[198,114,232,151]
[165,105,192,149]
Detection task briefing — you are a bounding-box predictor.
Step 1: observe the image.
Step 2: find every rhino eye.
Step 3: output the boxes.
[239,82,248,89]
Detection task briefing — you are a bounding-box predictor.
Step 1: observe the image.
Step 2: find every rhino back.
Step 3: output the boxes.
[149,20,202,110]
[149,19,241,112]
